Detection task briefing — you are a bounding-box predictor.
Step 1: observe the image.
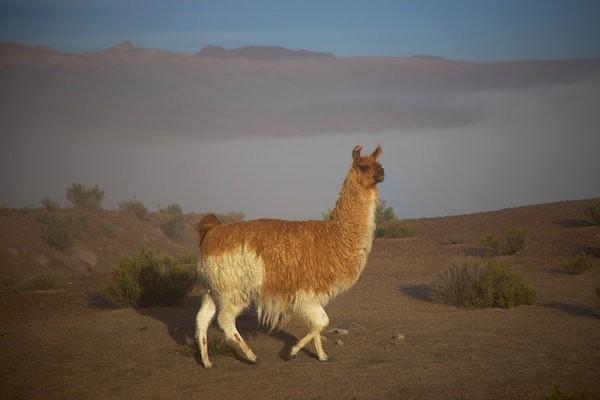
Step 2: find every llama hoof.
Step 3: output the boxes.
[319,355,334,362]
[249,357,260,365]
[203,362,213,369]
[286,353,297,361]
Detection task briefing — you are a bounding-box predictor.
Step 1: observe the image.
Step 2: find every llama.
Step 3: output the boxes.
[195,145,384,367]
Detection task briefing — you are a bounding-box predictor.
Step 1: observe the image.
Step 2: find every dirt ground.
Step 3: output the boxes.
[1,199,599,400]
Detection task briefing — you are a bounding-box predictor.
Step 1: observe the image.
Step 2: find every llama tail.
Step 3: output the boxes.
[197,214,221,246]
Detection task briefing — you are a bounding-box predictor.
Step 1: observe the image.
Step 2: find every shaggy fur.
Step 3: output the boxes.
[195,145,384,367]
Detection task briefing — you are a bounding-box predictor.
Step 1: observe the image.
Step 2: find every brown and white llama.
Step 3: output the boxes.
[195,145,384,367]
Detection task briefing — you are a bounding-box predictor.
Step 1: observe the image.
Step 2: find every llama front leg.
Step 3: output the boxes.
[195,293,217,368]
[289,303,330,361]
[217,297,259,364]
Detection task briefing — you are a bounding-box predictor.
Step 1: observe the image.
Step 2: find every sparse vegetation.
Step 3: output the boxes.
[538,384,591,400]
[100,249,196,308]
[41,197,60,211]
[445,233,465,245]
[481,228,527,256]
[66,182,105,209]
[179,338,234,359]
[18,271,67,291]
[375,200,414,238]
[216,211,245,224]
[158,203,185,239]
[562,253,593,275]
[585,202,600,225]
[118,198,148,220]
[38,214,88,250]
[430,257,536,308]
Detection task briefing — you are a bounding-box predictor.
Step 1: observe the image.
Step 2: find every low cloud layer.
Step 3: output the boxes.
[1,43,599,218]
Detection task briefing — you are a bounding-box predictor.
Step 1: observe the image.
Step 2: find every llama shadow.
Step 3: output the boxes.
[554,219,593,228]
[136,295,310,364]
[540,301,599,319]
[400,284,432,302]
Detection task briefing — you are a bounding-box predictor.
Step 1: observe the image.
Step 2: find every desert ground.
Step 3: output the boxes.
[1,199,599,400]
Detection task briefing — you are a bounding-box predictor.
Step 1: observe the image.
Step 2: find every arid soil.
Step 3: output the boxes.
[1,199,599,400]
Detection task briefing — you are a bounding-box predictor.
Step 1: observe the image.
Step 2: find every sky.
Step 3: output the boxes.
[1,0,600,60]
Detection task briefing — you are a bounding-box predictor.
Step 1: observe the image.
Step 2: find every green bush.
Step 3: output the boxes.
[158,204,185,239]
[216,211,245,224]
[585,202,600,225]
[41,197,59,211]
[481,228,527,256]
[101,250,196,308]
[118,199,148,220]
[38,214,88,250]
[66,182,104,209]
[430,257,536,308]
[562,253,593,275]
[18,271,67,291]
[376,219,415,238]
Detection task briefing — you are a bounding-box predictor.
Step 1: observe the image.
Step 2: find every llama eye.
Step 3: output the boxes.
[359,165,369,172]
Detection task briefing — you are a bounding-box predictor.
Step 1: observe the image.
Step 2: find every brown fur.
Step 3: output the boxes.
[198,145,384,300]
[197,214,222,246]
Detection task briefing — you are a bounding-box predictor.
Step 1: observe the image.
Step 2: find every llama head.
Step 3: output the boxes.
[351,145,384,188]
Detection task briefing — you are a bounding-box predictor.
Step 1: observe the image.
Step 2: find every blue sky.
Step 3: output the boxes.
[1,0,600,60]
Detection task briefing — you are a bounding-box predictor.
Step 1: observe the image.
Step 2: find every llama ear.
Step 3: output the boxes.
[371,145,382,160]
[352,145,362,161]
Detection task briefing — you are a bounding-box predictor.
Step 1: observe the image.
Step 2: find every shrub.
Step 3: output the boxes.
[445,233,465,245]
[376,219,415,238]
[216,211,245,224]
[585,202,600,225]
[38,214,88,250]
[66,182,104,209]
[503,228,527,255]
[101,250,196,308]
[562,253,593,275]
[18,271,67,291]
[158,203,185,239]
[41,197,59,211]
[481,228,527,256]
[118,198,148,220]
[430,257,536,308]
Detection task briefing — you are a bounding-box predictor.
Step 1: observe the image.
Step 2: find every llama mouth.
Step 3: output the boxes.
[375,173,385,183]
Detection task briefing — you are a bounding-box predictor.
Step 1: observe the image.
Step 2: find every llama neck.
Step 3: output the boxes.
[330,170,378,243]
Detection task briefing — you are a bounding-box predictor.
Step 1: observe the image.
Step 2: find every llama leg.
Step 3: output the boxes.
[217,297,259,364]
[195,293,217,368]
[289,304,329,361]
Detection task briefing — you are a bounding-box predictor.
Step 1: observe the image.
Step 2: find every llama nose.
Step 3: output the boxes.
[375,167,385,183]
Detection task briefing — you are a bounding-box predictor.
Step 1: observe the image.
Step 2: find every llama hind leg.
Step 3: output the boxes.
[289,303,330,361]
[217,297,259,364]
[195,293,217,368]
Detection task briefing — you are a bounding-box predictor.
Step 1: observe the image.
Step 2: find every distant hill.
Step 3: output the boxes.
[1,41,600,140]
[196,45,335,59]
